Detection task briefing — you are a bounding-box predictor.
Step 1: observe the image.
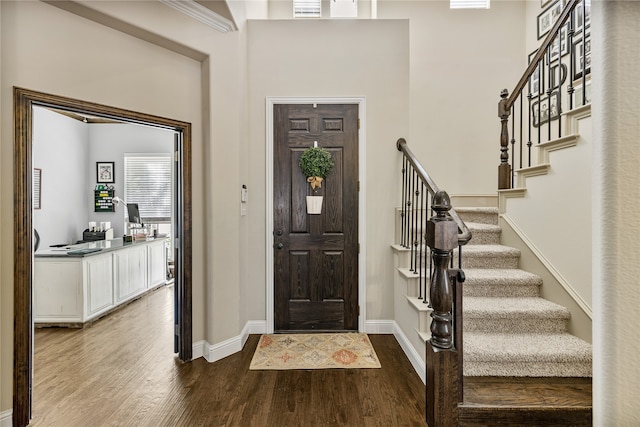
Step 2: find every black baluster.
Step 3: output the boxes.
[418,181,424,301]
[511,104,516,187]
[400,154,407,247]
[409,168,415,271]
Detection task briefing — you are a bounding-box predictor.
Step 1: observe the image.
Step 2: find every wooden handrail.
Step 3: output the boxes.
[396,138,472,246]
[505,0,580,110]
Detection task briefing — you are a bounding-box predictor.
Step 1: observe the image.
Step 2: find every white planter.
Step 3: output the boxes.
[306,196,323,214]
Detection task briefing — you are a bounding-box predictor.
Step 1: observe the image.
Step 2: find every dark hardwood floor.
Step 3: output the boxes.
[32,285,426,426]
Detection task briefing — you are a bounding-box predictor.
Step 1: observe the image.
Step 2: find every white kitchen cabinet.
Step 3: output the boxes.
[147,239,166,289]
[115,244,147,303]
[34,259,83,323]
[34,237,167,325]
[85,252,114,316]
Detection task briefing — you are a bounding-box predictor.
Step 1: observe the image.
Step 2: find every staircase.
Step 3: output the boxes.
[393,206,592,378]
[457,207,592,378]
[392,205,593,423]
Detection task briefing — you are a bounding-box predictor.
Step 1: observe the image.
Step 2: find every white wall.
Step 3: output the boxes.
[502,116,593,314]
[0,0,204,413]
[592,1,640,424]
[247,19,410,322]
[32,111,175,248]
[87,123,174,237]
[379,0,526,196]
[33,107,90,249]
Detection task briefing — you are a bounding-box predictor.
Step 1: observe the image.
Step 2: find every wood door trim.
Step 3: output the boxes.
[13,87,193,427]
[265,96,367,334]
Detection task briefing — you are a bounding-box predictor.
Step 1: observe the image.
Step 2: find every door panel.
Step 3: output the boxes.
[274,104,358,332]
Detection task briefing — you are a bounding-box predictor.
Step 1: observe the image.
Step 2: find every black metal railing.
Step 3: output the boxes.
[499,0,591,189]
[397,138,471,305]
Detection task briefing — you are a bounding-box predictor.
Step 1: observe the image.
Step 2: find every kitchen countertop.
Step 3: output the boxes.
[35,236,168,258]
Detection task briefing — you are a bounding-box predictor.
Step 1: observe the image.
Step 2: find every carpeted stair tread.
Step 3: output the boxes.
[463,268,542,298]
[463,268,542,287]
[464,297,570,333]
[465,332,592,360]
[464,297,570,319]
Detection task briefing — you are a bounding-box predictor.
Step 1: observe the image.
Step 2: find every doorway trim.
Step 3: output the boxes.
[13,87,192,427]
[265,96,367,334]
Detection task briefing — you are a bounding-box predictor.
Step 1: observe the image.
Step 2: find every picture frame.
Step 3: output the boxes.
[537,0,563,40]
[549,63,568,91]
[573,78,592,107]
[528,50,543,97]
[573,34,591,80]
[541,0,553,8]
[574,0,591,34]
[531,91,561,127]
[33,168,42,210]
[548,24,569,63]
[96,161,115,183]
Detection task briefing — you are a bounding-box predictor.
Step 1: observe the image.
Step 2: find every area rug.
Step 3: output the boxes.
[249,333,381,370]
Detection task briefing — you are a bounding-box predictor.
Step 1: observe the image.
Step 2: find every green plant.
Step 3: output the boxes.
[299,146,334,190]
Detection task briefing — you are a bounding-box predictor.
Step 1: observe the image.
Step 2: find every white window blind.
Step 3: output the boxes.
[450,0,490,9]
[294,0,321,17]
[124,154,172,222]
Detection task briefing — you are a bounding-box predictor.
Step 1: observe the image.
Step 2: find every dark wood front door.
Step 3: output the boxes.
[274,104,359,332]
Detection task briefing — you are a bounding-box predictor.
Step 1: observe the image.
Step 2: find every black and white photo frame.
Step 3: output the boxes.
[528,50,543,97]
[574,0,591,34]
[537,0,564,40]
[96,161,115,184]
[532,91,561,127]
[573,34,591,80]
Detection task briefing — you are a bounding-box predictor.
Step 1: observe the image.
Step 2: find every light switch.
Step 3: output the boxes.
[241,185,248,202]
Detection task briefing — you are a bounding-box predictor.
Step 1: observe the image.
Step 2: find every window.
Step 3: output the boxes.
[450,0,490,9]
[331,0,358,18]
[124,154,172,223]
[294,0,321,18]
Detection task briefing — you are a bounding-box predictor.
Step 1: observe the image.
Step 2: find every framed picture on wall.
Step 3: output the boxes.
[528,50,543,97]
[537,0,563,40]
[548,24,569,63]
[573,34,591,80]
[575,0,591,33]
[96,161,115,183]
[531,91,561,127]
[573,79,592,106]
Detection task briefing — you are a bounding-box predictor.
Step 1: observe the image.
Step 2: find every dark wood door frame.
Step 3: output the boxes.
[265,97,366,334]
[13,87,193,427]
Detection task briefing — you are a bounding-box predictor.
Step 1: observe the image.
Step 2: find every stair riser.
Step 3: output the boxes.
[469,229,501,245]
[463,285,539,298]
[457,211,499,225]
[457,254,519,269]
[464,318,567,334]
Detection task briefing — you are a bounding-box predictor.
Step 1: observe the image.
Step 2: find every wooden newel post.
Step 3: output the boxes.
[425,191,459,427]
[498,89,512,190]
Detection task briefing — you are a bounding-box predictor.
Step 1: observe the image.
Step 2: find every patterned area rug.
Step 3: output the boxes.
[249,333,381,370]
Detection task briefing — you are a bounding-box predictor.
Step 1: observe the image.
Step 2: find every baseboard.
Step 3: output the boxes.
[191,319,427,385]
[364,319,395,334]
[194,320,268,363]
[393,322,426,384]
[0,409,12,427]
[501,214,592,319]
